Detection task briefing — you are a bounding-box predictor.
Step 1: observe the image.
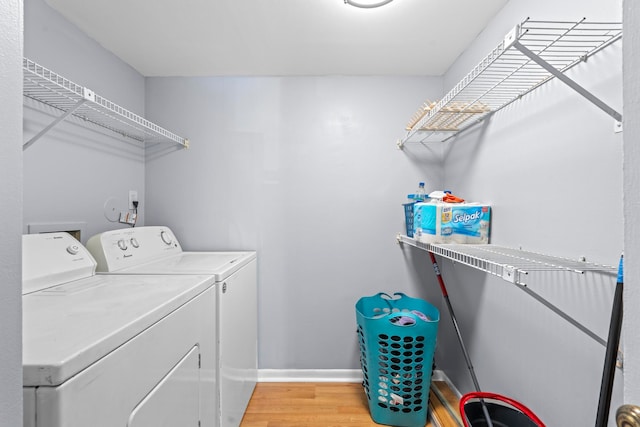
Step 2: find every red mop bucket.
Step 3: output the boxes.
[460,392,546,427]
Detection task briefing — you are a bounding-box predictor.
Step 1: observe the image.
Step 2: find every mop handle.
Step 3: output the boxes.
[428,251,494,427]
[429,251,480,387]
[595,254,624,427]
[430,252,449,297]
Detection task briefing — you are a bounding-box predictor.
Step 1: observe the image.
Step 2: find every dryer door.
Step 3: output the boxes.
[128,346,201,427]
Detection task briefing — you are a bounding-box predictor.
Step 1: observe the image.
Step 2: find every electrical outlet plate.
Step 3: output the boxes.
[128,190,138,210]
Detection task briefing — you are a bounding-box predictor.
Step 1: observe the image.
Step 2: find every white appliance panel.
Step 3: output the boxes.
[86,226,182,272]
[22,232,96,294]
[22,231,218,427]
[23,273,213,386]
[85,226,258,427]
[218,260,258,427]
[103,252,255,279]
[33,289,216,427]
[86,226,255,278]
[128,346,200,427]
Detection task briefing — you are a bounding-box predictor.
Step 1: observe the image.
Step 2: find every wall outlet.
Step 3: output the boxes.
[128,190,138,210]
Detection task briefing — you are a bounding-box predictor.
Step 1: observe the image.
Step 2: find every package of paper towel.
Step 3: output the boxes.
[412,200,491,244]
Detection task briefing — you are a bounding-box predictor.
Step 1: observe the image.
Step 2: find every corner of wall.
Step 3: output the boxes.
[0,0,24,424]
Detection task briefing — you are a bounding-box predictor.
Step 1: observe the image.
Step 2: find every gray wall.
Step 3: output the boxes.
[144,76,445,369]
[0,0,23,425]
[623,0,640,407]
[15,0,640,425]
[23,0,147,244]
[142,3,628,425]
[436,0,624,426]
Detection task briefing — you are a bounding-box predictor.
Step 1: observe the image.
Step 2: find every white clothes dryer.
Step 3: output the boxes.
[86,226,257,427]
[22,232,217,427]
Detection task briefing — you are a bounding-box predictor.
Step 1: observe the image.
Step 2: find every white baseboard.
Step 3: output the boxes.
[257,368,458,395]
[431,370,462,398]
[257,369,363,383]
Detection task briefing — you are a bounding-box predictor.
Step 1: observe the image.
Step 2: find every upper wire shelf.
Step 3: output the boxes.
[23,58,189,150]
[398,18,623,147]
[397,234,617,285]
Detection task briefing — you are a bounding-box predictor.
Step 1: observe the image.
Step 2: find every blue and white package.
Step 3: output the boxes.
[413,202,491,244]
[412,202,438,238]
[448,204,491,243]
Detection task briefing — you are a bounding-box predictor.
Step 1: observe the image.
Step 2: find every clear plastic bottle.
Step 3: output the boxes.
[416,182,426,202]
[413,182,426,239]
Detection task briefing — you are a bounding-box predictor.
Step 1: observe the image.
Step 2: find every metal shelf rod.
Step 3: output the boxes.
[512,40,622,122]
[516,284,607,348]
[23,98,86,150]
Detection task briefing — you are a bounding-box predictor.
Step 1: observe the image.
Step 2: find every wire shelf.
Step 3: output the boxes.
[397,235,617,285]
[23,58,189,149]
[399,18,622,146]
[397,234,622,351]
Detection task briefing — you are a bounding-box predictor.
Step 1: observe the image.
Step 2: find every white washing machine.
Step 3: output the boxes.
[22,232,217,427]
[86,226,257,427]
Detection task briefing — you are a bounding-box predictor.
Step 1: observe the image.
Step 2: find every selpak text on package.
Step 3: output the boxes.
[413,202,491,244]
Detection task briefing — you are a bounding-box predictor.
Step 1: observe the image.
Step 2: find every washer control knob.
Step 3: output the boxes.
[160,231,173,245]
[66,245,80,255]
[130,238,140,248]
[117,239,128,251]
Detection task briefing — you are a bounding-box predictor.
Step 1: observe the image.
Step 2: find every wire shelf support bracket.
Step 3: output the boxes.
[23,58,190,150]
[398,18,623,148]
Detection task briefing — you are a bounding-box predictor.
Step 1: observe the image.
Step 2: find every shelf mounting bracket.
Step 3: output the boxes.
[514,282,607,348]
[511,40,622,123]
[23,97,88,150]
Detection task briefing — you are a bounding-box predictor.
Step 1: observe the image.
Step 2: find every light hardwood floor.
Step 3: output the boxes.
[239,381,462,427]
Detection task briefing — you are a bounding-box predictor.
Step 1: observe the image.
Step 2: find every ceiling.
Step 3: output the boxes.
[44,0,508,77]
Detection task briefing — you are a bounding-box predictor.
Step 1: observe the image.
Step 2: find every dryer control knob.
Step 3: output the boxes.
[66,245,80,255]
[117,239,128,250]
[130,238,140,248]
[160,231,173,245]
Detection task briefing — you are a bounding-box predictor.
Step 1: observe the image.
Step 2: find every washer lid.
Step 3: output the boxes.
[22,274,214,386]
[102,251,257,280]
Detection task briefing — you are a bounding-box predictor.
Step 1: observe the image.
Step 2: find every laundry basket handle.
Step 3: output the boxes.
[459,392,546,427]
[376,292,411,311]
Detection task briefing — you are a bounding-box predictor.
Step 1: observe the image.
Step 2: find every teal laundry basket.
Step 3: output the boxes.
[356,293,440,427]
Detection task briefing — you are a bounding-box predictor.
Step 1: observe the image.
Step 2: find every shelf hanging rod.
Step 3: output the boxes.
[23,98,87,150]
[514,282,607,348]
[511,40,622,122]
